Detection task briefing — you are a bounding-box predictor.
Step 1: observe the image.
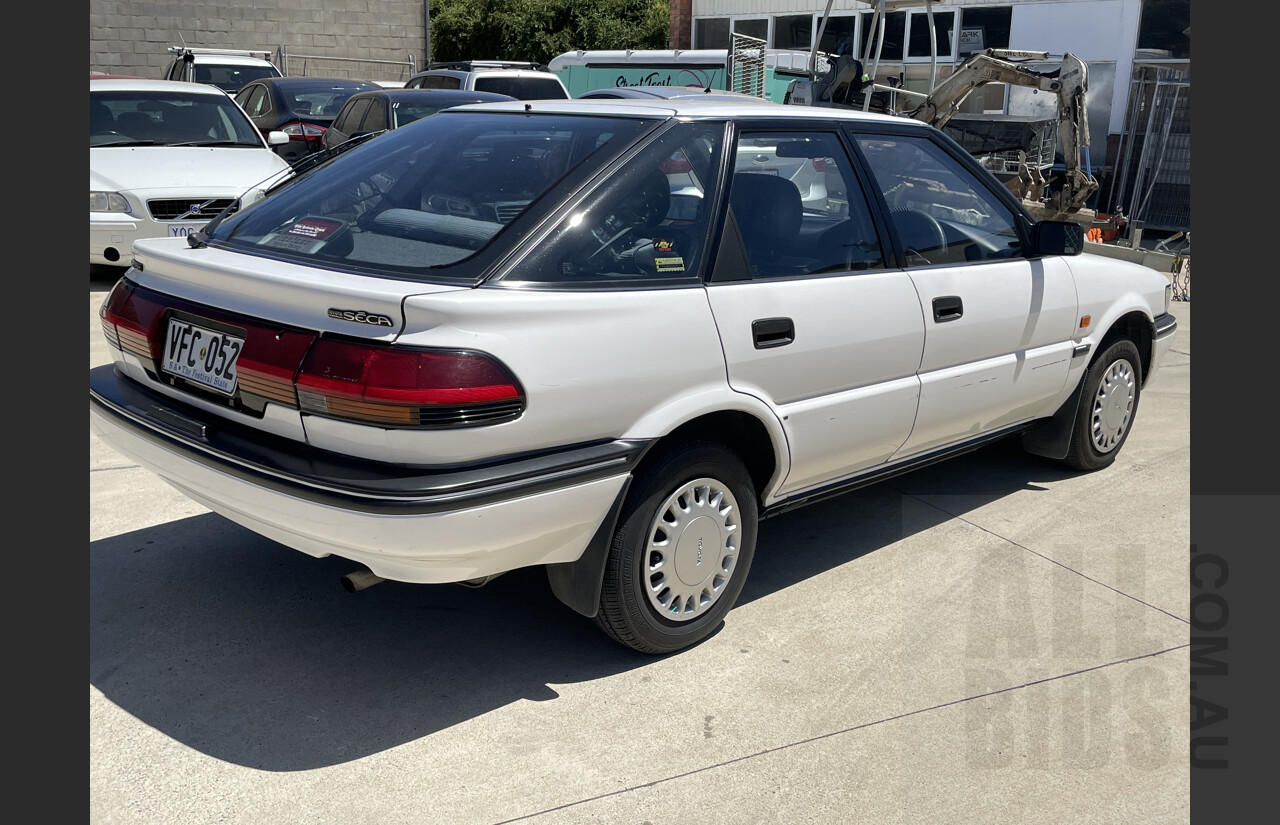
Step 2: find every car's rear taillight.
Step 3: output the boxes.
[296,339,525,428]
[281,121,328,142]
[100,282,524,429]
[100,280,163,359]
[811,158,827,172]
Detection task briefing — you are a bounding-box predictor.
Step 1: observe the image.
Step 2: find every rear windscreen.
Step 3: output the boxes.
[474,76,568,100]
[212,111,654,282]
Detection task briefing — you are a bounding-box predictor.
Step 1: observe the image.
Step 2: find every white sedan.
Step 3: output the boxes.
[90,78,291,270]
[90,98,1177,654]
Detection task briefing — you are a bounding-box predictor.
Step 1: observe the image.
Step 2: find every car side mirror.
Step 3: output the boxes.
[268,131,290,146]
[1032,220,1084,256]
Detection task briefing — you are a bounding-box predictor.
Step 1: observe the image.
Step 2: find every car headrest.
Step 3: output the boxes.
[630,168,671,227]
[730,173,802,243]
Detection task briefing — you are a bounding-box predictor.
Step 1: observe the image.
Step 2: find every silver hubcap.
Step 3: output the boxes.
[643,477,742,622]
[1090,358,1135,453]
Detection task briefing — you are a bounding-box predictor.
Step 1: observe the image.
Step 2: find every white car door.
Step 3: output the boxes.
[705,129,925,500]
[850,131,1080,458]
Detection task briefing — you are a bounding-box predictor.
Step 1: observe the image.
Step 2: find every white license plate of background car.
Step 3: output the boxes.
[169,223,205,237]
[162,318,243,395]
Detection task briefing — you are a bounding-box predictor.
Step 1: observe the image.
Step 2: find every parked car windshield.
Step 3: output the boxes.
[90,91,264,147]
[211,110,655,281]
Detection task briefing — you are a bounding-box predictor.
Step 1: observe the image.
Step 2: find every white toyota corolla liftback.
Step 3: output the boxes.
[90,98,1177,654]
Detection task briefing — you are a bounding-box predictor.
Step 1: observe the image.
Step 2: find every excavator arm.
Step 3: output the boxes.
[905,49,1098,220]
[785,47,1100,222]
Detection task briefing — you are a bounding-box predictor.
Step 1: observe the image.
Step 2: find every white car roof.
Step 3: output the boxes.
[90,77,232,96]
[443,96,924,125]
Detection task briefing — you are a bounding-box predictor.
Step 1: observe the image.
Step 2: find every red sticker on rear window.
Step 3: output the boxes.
[285,217,344,240]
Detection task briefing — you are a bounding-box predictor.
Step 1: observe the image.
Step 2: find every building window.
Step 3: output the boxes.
[818,15,858,58]
[957,7,1011,53]
[907,10,954,59]
[861,11,906,63]
[733,18,768,43]
[774,14,813,52]
[1137,0,1190,59]
[695,17,730,50]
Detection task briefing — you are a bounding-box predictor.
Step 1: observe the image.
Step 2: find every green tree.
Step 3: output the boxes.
[430,0,669,65]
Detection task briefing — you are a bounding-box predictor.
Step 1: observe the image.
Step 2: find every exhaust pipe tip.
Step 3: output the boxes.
[341,569,386,593]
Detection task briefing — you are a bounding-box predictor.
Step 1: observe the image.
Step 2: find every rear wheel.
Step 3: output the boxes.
[1064,339,1142,471]
[594,442,758,654]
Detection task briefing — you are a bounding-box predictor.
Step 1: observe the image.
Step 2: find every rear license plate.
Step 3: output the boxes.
[162,318,244,395]
[169,223,204,237]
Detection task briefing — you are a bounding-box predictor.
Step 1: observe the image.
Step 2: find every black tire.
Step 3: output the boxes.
[1063,339,1143,471]
[594,442,758,654]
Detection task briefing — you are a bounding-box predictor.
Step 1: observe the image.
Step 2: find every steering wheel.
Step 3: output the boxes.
[583,221,633,263]
[890,208,947,265]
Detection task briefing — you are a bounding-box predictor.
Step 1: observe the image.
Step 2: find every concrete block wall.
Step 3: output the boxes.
[89,1,428,83]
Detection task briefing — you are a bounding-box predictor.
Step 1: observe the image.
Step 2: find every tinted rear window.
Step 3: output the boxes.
[474,76,568,100]
[211,111,655,283]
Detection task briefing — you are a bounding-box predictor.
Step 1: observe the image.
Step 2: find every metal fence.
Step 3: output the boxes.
[1105,62,1191,232]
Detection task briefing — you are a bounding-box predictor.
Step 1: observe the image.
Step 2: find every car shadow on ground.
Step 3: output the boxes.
[741,436,1073,607]
[89,435,1072,771]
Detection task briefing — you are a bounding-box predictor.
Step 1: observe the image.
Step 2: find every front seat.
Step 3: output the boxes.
[729,172,804,277]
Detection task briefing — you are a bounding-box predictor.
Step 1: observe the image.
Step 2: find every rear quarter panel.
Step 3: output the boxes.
[301,285,740,465]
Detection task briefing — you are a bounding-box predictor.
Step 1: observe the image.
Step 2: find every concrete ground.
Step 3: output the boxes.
[90,269,1191,825]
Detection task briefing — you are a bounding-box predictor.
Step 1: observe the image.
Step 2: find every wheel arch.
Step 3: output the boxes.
[1096,309,1156,387]
[1022,309,1152,460]
[546,407,780,619]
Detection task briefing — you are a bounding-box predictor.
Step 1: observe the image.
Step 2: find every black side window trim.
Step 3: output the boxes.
[841,122,1036,267]
[704,121,893,283]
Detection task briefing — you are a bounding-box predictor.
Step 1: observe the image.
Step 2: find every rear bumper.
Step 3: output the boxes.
[90,364,641,582]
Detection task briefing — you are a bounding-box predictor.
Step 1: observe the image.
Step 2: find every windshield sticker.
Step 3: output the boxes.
[260,217,346,253]
[654,238,684,273]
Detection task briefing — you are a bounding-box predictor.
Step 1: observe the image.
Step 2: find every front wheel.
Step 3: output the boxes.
[1063,339,1143,471]
[594,442,758,654]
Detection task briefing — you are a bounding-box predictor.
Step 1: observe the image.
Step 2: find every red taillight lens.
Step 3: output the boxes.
[281,121,327,142]
[811,158,827,172]
[100,280,163,358]
[296,339,523,426]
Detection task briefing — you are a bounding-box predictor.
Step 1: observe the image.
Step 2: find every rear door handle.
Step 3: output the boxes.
[932,295,963,322]
[752,317,794,349]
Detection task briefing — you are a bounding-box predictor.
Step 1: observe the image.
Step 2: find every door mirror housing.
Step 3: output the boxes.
[1031,220,1084,256]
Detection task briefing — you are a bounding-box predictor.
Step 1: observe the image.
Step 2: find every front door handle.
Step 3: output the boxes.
[932,295,963,322]
[752,317,794,349]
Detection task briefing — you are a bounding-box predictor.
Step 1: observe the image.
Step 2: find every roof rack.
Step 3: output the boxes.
[167,46,274,60]
[425,60,550,73]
